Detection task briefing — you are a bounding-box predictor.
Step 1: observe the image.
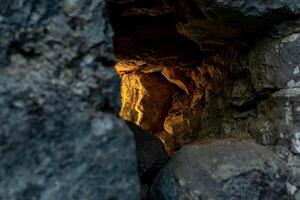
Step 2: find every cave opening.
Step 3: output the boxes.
[108,0,260,154]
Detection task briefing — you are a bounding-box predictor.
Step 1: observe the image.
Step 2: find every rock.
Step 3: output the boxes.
[127,122,169,183]
[162,68,190,95]
[156,131,178,155]
[230,78,256,107]
[249,19,300,93]
[248,117,277,145]
[175,0,241,50]
[0,0,119,112]
[175,0,300,50]
[0,78,140,200]
[194,0,300,24]
[119,72,177,133]
[222,108,256,137]
[249,88,300,150]
[141,184,151,200]
[0,0,140,199]
[151,141,291,200]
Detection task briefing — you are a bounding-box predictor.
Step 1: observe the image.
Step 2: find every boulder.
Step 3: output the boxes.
[0,0,140,199]
[249,88,300,151]
[0,90,140,199]
[221,108,256,137]
[127,122,169,183]
[193,0,300,24]
[0,0,119,112]
[229,78,256,107]
[249,18,300,93]
[175,0,300,50]
[151,141,291,200]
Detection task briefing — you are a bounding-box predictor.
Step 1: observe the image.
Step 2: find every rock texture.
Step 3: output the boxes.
[0,105,139,199]
[120,73,177,133]
[151,141,291,200]
[110,0,300,153]
[127,122,169,183]
[108,1,300,199]
[0,0,140,199]
[249,20,300,94]
[247,19,300,152]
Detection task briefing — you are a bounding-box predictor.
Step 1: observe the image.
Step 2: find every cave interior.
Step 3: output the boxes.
[107,0,270,154]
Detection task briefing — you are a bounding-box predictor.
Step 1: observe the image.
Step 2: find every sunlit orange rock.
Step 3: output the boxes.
[119,72,177,133]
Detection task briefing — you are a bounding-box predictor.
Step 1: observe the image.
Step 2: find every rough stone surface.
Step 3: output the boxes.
[176,0,300,50]
[0,98,140,199]
[0,0,140,199]
[151,141,291,200]
[119,73,177,133]
[127,122,169,183]
[229,78,256,107]
[249,89,300,150]
[222,108,256,137]
[247,18,300,152]
[249,19,300,93]
[194,0,300,23]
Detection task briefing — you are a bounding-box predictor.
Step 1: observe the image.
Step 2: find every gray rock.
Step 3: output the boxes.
[222,108,256,137]
[248,117,277,145]
[175,0,300,50]
[230,78,256,107]
[249,19,300,93]
[194,0,300,25]
[0,88,140,199]
[0,0,119,112]
[0,0,140,199]
[249,88,300,151]
[151,141,291,200]
[127,122,169,183]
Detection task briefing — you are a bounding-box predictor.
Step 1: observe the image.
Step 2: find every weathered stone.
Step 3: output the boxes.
[175,0,241,50]
[174,0,300,50]
[249,88,300,151]
[222,108,256,137]
[156,131,178,155]
[230,78,256,107]
[0,90,140,199]
[194,0,300,24]
[127,122,169,183]
[120,72,177,133]
[0,0,140,199]
[162,68,190,95]
[248,117,277,145]
[151,141,291,200]
[249,19,300,93]
[0,0,119,112]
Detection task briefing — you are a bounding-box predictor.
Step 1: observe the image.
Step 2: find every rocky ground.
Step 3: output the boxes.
[0,0,300,200]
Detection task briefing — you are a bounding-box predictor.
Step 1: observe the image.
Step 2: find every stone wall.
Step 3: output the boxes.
[109,1,300,199]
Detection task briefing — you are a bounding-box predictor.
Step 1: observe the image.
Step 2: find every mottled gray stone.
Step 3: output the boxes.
[0,88,140,199]
[0,0,140,199]
[174,0,300,50]
[194,0,300,24]
[127,122,169,183]
[249,19,300,93]
[222,108,256,137]
[249,89,300,151]
[0,0,119,112]
[151,141,291,200]
[230,78,256,107]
